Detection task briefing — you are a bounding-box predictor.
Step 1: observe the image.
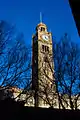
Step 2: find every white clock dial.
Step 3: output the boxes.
[42,34,49,41]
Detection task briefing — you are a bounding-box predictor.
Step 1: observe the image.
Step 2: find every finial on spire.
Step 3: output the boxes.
[40,12,42,23]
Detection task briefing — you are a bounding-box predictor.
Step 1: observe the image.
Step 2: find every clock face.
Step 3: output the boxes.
[42,34,49,41]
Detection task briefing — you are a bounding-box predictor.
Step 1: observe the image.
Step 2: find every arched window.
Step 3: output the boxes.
[41,27,45,32]
[42,45,49,53]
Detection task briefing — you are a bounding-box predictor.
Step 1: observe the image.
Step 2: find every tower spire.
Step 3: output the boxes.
[40,12,42,23]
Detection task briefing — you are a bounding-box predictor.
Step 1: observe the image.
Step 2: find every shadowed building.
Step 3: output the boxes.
[69,0,80,36]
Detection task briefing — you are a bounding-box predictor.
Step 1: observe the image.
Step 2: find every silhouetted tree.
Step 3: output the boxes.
[0,20,31,101]
[53,34,80,109]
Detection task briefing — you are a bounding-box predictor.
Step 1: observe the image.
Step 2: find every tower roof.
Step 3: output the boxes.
[37,22,47,28]
[36,22,47,31]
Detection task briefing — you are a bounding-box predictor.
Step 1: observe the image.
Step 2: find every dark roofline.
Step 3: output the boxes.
[69,0,80,36]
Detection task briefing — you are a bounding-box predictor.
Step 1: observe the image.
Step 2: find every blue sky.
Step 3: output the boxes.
[0,0,79,46]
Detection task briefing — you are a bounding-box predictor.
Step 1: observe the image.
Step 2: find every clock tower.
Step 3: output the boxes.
[32,22,54,107]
